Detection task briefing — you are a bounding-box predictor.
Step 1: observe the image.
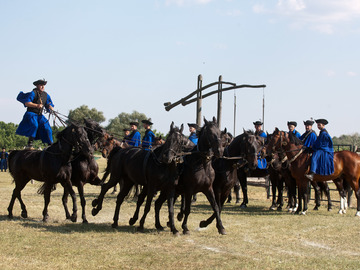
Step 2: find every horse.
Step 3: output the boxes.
[91,122,191,234]
[197,129,262,229]
[153,117,226,235]
[265,128,360,215]
[62,118,104,223]
[7,124,93,222]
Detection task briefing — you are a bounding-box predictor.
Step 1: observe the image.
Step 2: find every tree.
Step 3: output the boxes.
[68,105,105,124]
[106,111,148,136]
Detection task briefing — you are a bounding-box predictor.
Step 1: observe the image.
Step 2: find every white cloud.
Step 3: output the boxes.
[347,71,357,77]
[326,70,336,77]
[165,0,212,6]
[253,0,360,34]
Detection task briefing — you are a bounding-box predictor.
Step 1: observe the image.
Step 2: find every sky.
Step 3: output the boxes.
[0,0,359,137]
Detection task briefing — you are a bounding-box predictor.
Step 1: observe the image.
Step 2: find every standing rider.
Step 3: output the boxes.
[300,120,317,148]
[287,121,301,139]
[253,121,267,169]
[306,119,334,180]
[188,123,199,145]
[127,121,141,147]
[16,79,54,148]
[141,119,155,150]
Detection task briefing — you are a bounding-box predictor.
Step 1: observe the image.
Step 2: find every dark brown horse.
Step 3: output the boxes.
[91,122,190,234]
[265,128,360,215]
[8,124,93,221]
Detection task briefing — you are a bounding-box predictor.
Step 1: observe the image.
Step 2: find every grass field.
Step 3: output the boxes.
[1,156,360,270]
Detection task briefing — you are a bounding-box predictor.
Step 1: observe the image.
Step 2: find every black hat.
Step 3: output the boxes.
[253,121,263,126]
[141,118,153,125]
[287,121,297,127]
[187,123,199,129]
[315,119,328,125]
[129,121,139,126]
[33,79,47,86]
[123,128,131,132]
[303,120,314,126]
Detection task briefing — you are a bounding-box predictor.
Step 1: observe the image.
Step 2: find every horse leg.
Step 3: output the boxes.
[166,186,179,235]
[133,185,140,201]
[238,172,248,208]
[200,190,227,228]
[62,188,71,220]
[63,181,78,222]
[112,181,134,228]
[276,178,284,211]
[333,179,346,214]
[295,182,304,215]
[77,184,88,223]
[177,195,185,221]
[204,189,226,235]
[234,182,241,203]
[42,184,53,222]
[181,192,193,235]
[92,176,118,216]
[154,190,167,231]
[129,186,147,226]
[354,181,360,217]
[269,176,277,210]
[320,181,332,211]
[137,189,155,232]
[8,178,30,219]
[311,182,321,211]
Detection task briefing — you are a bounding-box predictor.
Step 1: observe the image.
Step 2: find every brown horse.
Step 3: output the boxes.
[265,128,360,215]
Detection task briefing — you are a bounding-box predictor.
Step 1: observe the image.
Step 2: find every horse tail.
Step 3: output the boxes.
[8,150,20,180]
[37,183,57,195]
[100,147,122,184]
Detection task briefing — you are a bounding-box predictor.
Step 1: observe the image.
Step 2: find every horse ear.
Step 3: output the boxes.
[170,121,174,131]
[212,116,217,124]
[180,124,184,134]
[243,128,246,134]
[224,127,227,133]
[204,117,208,125]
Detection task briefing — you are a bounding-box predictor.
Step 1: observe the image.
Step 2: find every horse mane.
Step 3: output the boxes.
[288,131,303,146]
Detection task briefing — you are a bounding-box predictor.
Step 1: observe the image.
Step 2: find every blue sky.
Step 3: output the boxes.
[1,0,359,137]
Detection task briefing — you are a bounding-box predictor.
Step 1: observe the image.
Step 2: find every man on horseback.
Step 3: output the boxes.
[141,119,155,150]
[16,79,54,148]
[300,120,317,148]
[306,119,334,180]
[287,121,301,139]
[254,121,267,169]
[127,121,141,147]
[122,128,131,144]
[188,123,199,145]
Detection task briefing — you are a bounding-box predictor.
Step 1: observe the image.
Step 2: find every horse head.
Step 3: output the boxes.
[198,117,224,158]
[264,128,289,158]
[84,118,106,145]
[58,124,93,156]
[158,122,187,164]
[220,128,233,148]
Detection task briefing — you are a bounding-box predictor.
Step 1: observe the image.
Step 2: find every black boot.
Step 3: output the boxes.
[26,137,34,150]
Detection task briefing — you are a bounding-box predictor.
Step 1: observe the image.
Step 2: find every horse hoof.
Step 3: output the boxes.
[172,230,180,236]
[269,206,277,211]
[239,204,247,209]
[92,199,99,207]
[91,208,99,216]
[355,212,360,217]
[129,218,137,226]
[313,206,319,211]
[156,225,165,231]
[82,220,89,224]
[218,229,227,235]
[111,222,118,228]
[177,213,183,222]
[277,206,282,211]
[338,210,344,215]
[183,230,190,235]
[136,226,144,233]
[300,211,307,215]
[21,211,28,218]
[199,220,208,228]
[71,215,77,223]
[166,221,171,228]
[8,214,13,219]
[43,216,49,223]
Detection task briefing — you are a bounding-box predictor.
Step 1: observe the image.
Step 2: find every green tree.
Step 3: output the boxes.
[68,105,105,124]
[106,110,148,136]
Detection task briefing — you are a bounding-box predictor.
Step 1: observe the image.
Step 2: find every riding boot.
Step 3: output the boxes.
[26,137,34,150]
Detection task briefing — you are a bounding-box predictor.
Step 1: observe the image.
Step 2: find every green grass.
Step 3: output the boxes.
[1,156,360,269]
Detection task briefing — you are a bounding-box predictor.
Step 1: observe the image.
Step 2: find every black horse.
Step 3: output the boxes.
[8,124,93,222]
[91,122,190,234]
[197,130,262,229]
[154,117,226,235]
[62,118,105,223]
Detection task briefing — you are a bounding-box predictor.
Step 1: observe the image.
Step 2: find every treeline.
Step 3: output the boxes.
[1,105,164,149]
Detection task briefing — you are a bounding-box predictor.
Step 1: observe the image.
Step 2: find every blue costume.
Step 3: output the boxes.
[16,89,54,144]
[291,129,301,139]
[310,129,334,175]
[189,132,198,145]
[142,129,155,150]
[128,130,141,147]
[0,150,8,172]
[255,130,267,169]
[300,130,317,148]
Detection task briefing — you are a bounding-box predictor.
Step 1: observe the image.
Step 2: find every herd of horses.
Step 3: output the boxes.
[6,118,360,235]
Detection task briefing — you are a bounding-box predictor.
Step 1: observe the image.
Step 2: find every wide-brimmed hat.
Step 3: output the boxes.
[287,121,297,127]
[33,79,47,86]
[187,123,199,129]
[253,121,263,126]
[141,118,153,125]
[303,120,314,126]
[123,128,131,132]
[315,119,328,125]
[129,121,139,126]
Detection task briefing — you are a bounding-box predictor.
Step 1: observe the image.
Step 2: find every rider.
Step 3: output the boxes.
[16,79,54,148]
[300,120,317,148]
[287,121,301,139]
[141,119,155,150]
[188,123,199,145]
[253,121,267,169]
[0,147,9,172]
[127,121,141,147]
[306,119,334,181]
[122,128,131,144]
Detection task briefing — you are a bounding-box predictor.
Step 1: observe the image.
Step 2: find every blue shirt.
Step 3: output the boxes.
[142,129,155,150]
[311,129,334,175]
[189,132,198,145]
[300,130,317,148]
[128,130,141,147]
[291,129,301,139]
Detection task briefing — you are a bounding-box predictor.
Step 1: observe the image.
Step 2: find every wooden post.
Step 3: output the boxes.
[196,74,203,127]
[217,75,222,129]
